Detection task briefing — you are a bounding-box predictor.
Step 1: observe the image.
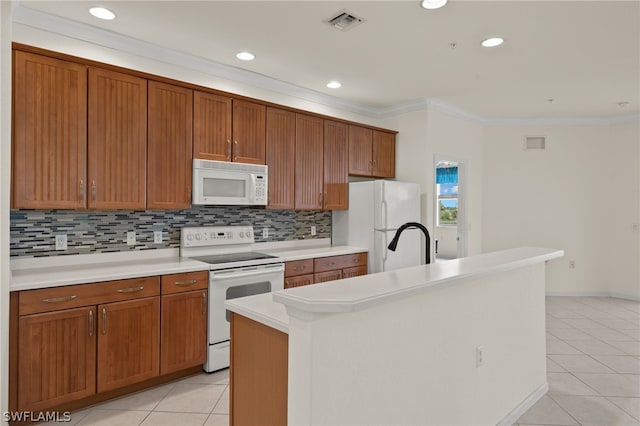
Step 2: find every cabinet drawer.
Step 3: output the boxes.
[342,266,368,279]
[161,271,208,294]
[284,274,314,289]
[285,259,314,277]
[314,270,342,284]
[19,276,160,316]
[314,253,367,273]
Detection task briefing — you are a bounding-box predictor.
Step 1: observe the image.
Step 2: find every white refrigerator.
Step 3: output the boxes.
[332,180,423,273]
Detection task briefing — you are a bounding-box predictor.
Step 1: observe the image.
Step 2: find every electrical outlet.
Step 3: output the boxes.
[569,260,575,269]
[154,230,163,244]
[476,345,484,367]
[55,234,67,251]
[126,231,136,246]
[262,227,269,239]
[311,225,317,236]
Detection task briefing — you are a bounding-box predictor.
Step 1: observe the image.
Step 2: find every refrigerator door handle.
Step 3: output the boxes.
[382,232,388,263]
[381,199,388,230]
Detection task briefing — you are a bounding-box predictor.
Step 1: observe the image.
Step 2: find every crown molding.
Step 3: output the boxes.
[11,3,640,127]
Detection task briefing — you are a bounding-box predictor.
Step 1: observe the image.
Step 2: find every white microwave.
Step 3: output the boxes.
[192,159,268,206]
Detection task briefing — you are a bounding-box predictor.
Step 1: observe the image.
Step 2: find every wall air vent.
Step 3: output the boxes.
[524,136,546,150]
[326,9,365,32]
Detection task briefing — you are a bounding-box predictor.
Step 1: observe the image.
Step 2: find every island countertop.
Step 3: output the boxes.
[225,247,563,330]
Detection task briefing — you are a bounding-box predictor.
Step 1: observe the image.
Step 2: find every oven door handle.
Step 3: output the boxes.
[211,265,284,280]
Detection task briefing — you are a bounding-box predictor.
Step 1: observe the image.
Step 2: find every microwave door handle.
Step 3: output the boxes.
[250,175,257,202]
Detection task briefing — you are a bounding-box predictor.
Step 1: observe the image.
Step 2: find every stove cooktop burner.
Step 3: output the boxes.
[192,252,278,265]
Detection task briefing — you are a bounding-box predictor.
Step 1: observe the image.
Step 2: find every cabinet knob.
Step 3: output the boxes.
[102,308,107,335]
[227,140,232,159]
[89,310,94,337]
[91,180,97,202]
[79,179,85,203]
[233,140,238,160]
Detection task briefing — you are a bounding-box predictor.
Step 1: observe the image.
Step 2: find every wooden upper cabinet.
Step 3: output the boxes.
[323,120,348,210]
[97,296,160,393]
[88,67,147,209]
[12,51,88,209]
[372,130,396,178]
[265,107,295,210]
[348,125,396,178]
[193,91,232,161]
[18,306,96,411]
[294,114,324,210]
[147,81,193,209]
[232,100,266,164]
[348,125,373,177]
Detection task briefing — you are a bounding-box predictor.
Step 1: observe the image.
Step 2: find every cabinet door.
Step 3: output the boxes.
[232,100,266,164]
[12,51,87,209]
[265,107,295,210]
[314,270,342,284]
[193,91,232,161]
[348,125,373,176]
[88,68,147,209]
[295,114,324,210]
[161,290,207,375]
[18,306,96,411]
[97,297,159,393]
[323,120,348,210]
[284,274,314,289]
[372,130,396,178]
[148,81,193,209]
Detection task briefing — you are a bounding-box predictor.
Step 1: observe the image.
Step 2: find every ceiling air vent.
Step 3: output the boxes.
[524,136,546,150]
[326,9,365,32]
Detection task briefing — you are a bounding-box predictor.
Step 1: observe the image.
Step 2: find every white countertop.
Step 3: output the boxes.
[10,249,210,291]
[273,247,564,315]
[10,241,368,291]
[225,292,289,334]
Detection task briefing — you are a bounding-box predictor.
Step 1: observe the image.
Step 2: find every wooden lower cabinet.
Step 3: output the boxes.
[284,253,368,288]
[161,290,207,374]
[230,313,287,426]
[97,297,160,393]
[18,306,96,411]
[12,272,209,414]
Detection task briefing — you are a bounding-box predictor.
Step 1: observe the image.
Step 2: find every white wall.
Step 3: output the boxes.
[482,122,640,299]
[288,263,548,425]
[380,108,485,257]
[0,2,12,422]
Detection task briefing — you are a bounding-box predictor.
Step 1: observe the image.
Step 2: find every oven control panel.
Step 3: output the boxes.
[181,226,255,247]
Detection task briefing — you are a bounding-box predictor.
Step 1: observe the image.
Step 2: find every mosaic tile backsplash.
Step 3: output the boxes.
[10,207,332,258]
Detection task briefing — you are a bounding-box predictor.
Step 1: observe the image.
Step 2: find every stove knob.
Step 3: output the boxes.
[246,231,252,238]
[186,234,194,241]
[195,234,202,241]
[239,231,245,238]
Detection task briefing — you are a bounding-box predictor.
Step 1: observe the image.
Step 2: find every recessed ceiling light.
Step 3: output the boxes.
[481,37,504,47]
[421,0,448,10]
[89,7,116,20]
[236,51,255,61]
[326,81,342,89]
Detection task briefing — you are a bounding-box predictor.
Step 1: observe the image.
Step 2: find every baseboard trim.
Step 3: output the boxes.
[546,291,640,302]
[497,382,548,426]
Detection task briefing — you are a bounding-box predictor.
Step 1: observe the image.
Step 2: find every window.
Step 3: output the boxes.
[437,181,458,226]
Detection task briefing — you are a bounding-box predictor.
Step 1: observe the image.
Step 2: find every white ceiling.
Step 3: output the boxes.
[16,0,640,120]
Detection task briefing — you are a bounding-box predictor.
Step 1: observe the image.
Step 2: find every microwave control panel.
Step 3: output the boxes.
[255,175,267,203]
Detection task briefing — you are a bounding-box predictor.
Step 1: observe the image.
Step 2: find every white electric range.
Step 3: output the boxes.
[181,226,284,372]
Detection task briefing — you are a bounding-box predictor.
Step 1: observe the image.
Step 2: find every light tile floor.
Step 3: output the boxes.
[47,296,638,426]
[517,296,640,426]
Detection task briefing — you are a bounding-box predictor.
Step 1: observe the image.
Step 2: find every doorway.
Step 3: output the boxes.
[433,155,467,261]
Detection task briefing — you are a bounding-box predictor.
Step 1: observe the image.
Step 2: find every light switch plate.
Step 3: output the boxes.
[262,227,269,239]
[154,230,163,244]
[311,226,317,236]
[126,231,136,246]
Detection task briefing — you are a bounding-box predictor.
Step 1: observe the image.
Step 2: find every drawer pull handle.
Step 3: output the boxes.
[293,266,305,271]
[202,292,206,316]
[89,310,94,337]
[42,295,77,303]
[353,259,360,263]
[175,279,197,286]
[102,308,107,335]
[117,286,145,293]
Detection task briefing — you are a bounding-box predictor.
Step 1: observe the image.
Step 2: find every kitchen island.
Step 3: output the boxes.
[226,247,563,426]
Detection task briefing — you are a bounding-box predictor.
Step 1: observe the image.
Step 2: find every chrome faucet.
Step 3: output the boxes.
[387,222,431,264]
